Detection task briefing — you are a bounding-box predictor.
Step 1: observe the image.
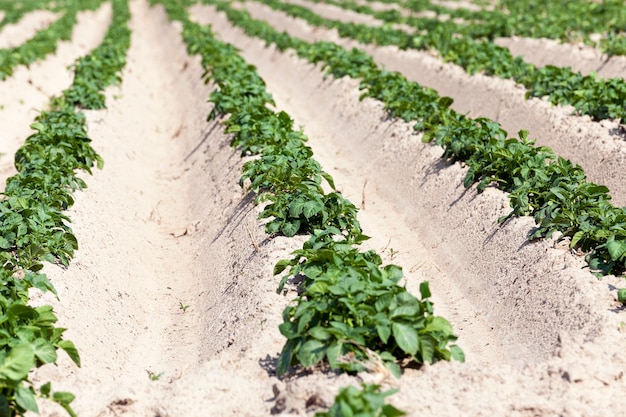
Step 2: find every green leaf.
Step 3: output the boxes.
[450,345,465,362]
[419,281,431,299]
[326,341,343,369]
[308,326,331,341]
[17,197,29,210]
[376,323,391,344]
[273,259,291,275]
[26,272,58,296]
[321,172,336,190]
[30,122,45,133]
[33,339,57,364]
[517,129,529,141]
[0,343,35,382]
[382,404,407,417]
[277,340,295,376]
[391,322,418,355]
[374,294,393,312]
[383,361,401,379]
[57,340,81,367]
[419,335,435,363]
[463,168,475,188]
[52,391,75,404]
[607,238,626,261]
[40,382,51,397]
[7,304,37,320]
[95,155,104,170]
[424,316,454,334]
[297,339,326,367]
[302,200,321,219]
[571,230,585,247]
[389,306,418,318]
[52,391,77,417]
[15,384,38,413]
[281,220,300,237]
[289,200,305,218]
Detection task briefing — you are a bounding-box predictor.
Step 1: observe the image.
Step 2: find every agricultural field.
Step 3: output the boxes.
[1,0,626,415]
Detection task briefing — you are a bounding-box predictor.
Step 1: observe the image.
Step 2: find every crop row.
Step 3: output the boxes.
[0,0,108,81]
[0,0,62,30]
[201,0,626,278]
[153,0,464,413]
[249,0,626,123]
[364,0,626,56]
[0,0,129,414]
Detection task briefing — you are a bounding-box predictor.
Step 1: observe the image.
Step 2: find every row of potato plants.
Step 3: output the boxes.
[251,0,626,124]
[380,0,626,57]
[0,0,58,30]
[204,0,626,278]
[0,0,83,30]
[152,0,463,414]
[0,0,107,81]
[0,0,130,414]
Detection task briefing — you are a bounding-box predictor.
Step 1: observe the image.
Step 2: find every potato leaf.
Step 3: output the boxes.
[391,322,418,356]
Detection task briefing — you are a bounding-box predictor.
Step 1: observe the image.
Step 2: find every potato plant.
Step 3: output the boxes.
[0,0,106,80]
[209,0,626,277]
[152,0,472,413]
[0,0,130,414]
[255,0,626,123]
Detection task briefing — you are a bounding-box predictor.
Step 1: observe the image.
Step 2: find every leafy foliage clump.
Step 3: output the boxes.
[315,384,405,417]
[0,0,106,80]
[0,0,130,414]
[156,0,463,386]
[209,0,626,277]
[275,231,463,377]
[255,0,626,123]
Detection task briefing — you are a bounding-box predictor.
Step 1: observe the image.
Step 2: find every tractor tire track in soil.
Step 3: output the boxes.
[0,2,112,190]
[243,0,626,207]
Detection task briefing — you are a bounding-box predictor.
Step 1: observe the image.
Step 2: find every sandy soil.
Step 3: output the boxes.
[495,37,626,81]
[5,0,626,416]
[430,0,486,12]
[353,0,403,13]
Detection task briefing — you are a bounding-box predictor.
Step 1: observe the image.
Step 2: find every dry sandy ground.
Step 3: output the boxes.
[0,0,625,416]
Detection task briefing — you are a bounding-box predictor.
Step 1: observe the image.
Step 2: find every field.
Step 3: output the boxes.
[1,0,626,415]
